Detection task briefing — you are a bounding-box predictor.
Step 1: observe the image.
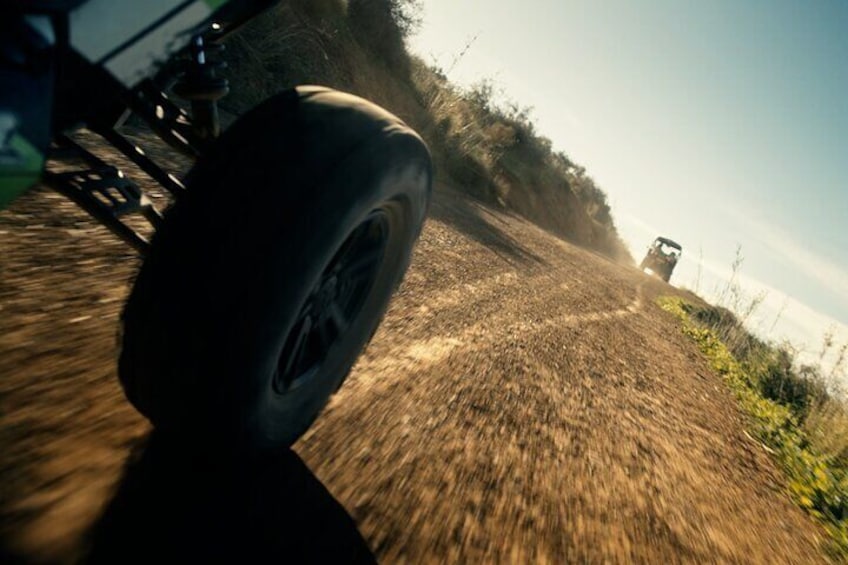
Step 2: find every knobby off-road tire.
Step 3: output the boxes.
[119,87,432,448]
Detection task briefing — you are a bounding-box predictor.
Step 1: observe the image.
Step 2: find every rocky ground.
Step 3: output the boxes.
[0,139,829,562]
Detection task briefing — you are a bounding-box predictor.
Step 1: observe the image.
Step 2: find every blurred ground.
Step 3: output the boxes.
[0,160,829,562]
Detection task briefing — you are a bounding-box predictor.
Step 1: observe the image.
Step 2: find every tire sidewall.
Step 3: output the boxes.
[119,89,432,448]
[243,134,430,446]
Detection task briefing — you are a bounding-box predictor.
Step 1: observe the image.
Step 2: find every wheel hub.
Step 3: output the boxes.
[273,211,390,393]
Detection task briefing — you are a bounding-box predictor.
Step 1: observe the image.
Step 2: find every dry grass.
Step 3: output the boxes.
[665,247,848,555]
[661,296,848,558]
[408,61,632,263]
[218,0,633,264]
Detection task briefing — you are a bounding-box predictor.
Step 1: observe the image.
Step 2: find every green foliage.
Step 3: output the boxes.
[756,349,828,419]
[660,297,848,558]
[680,301,830,420]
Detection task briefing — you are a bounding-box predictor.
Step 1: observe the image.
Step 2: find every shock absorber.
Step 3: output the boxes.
[172,35,229,140]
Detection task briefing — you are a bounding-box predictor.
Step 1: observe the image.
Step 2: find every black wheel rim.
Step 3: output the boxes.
[274,210,390,393]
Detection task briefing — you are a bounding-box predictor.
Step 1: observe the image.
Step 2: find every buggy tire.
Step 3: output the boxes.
[119,87,432,448]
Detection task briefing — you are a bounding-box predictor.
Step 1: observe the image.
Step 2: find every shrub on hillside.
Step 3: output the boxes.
[221,0,633,263]
[347,0,419,74]
[410,64,633,262]
[222,0,353,110]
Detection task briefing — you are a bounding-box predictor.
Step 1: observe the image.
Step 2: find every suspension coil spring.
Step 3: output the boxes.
[172,35,229,139]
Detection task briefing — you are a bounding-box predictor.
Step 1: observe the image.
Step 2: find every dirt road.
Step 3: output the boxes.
[1,177,828,562]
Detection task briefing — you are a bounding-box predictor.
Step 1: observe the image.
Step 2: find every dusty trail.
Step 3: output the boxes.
[1,174,829,562]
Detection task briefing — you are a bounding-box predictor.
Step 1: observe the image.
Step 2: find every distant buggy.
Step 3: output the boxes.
[639,237,682,283]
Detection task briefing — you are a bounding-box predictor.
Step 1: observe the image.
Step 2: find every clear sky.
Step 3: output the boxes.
[408,0,848,373]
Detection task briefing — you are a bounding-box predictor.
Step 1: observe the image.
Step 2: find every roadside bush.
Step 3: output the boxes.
[756,350,828,419]
[684,301,831,421]
[660,297,848,557]
[806,399,848,467]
